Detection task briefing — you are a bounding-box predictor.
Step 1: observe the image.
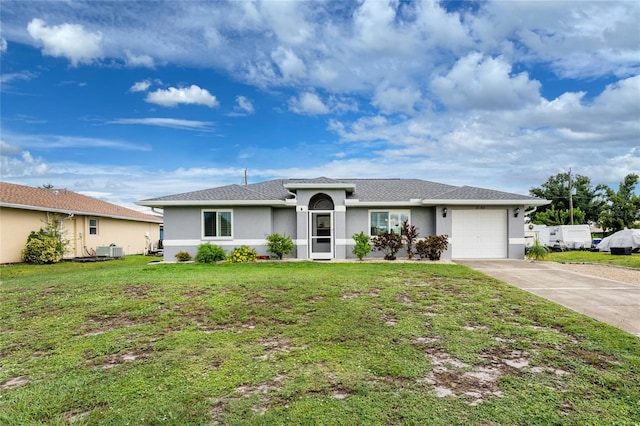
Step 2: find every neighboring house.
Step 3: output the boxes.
[138,177,549,261]
[0,182,163,264]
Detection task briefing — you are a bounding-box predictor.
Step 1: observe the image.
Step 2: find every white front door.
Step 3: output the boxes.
[309,211,333,259]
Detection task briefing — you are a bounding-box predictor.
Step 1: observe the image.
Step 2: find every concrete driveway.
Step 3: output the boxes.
[455,260,640,338]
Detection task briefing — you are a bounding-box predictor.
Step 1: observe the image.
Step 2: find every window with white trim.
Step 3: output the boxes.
[370,210,409,236]
[89,218,98,235]
[202,210,232,238]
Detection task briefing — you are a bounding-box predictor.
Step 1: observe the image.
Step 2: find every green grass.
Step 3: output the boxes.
[547,251,640,269]
[1,257,639,425]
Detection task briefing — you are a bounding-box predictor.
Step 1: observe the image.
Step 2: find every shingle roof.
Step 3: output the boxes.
[139,178,546,206]
[1,182,162,223]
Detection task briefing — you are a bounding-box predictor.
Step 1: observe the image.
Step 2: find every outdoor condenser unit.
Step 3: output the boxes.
[96,246,124,258]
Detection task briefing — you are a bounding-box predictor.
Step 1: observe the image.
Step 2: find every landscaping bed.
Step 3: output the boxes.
[1,257,638,424]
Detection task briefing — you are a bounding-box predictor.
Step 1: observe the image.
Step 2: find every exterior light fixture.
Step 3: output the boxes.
[514,207,520,217]
[442,207,448,218]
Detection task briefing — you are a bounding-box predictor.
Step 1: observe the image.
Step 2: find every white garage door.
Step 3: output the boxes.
[451,209,508,259]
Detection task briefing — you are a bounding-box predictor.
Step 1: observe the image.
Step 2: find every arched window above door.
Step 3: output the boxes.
[309,193,334,210]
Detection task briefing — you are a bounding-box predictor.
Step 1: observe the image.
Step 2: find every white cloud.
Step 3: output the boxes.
[431,53,541,110]
[0,150,49,177]
[271,46,306,81]
[0,140,22,156]
[145,85,219,108]
[234,96,254,115]
[259,1,314,45]
[109,117,215,131]
[288,92,330,115]
[372,82,422,114]
[128,80,152,93]
[0,37,7,53]
[1,71,38,85]
[124,50,155,68]
[27,18,103,66]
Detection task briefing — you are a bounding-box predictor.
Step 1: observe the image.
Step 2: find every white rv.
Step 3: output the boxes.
[525,224,592,250]
[524,224,550,248]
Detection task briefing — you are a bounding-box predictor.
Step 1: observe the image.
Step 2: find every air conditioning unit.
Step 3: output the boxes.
[96,246,124,258]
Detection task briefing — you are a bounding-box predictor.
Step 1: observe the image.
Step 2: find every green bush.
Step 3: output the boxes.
[351,231,371,260]
[22,215,70,264]
[525,238,549,261]
[194,243,226,263]
[175,251,192,262]
[228,245,258,263]
[22,232,61,264]
[266,233,295,260]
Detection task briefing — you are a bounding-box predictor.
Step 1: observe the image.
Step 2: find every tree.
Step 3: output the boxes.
[597,173,640,233]
[531,206,586,226]
[530,172,604,224]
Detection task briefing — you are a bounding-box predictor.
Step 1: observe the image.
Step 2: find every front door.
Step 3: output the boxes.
[310,211,333,259]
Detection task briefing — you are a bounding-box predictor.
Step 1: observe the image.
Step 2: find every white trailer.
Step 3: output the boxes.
[524,224,550,248]
[525,224,592,250]
[547,225,592,250]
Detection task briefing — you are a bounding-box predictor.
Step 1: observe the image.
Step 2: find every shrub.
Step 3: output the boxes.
[22,232,60,264]
[22,215,69,264]
[175,251,192,262]
[229,245,258,263]
[194,243,226,263]
[351,231,372,260]
[525,238,549,261]
[372,231,403,260]
[416,235,449,261]
[401,219,419,259]
[266,233,295,260]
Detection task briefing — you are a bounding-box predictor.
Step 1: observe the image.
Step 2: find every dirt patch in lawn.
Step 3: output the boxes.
[417,344,564,406]
[80,316,151,337]
[209,374,286,424]
[257,337,306,360]
[1,376,29,390]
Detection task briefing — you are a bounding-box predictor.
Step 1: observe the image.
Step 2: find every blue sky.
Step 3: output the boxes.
[1,0,639,211]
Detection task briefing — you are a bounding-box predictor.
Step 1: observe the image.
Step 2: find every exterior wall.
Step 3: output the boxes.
[508,206,526,259]
[0,206,160,264]
[76,216,161,257]
[162,205,292,261]
[344,206,436,259]
[0,207,48,263]
[273,208,298,258]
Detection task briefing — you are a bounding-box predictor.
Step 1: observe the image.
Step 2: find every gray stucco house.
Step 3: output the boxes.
[138,177,549,261]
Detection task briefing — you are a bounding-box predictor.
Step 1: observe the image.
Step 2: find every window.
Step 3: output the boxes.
[89,218,98,235]
[202,210,232,238]
[370,210,409,236]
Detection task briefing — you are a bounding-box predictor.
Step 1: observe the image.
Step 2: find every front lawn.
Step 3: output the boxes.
[547,251,640,269]
[1,258,638,425]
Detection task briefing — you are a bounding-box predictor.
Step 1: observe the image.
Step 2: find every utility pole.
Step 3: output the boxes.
[568,168,574,225]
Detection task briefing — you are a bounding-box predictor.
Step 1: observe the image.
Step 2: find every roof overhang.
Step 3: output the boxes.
[136,199,289,208]
[421,199,551,207]
[1,202,163,223]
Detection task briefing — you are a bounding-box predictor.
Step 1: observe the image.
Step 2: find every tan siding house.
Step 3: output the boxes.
[0,182,162,264]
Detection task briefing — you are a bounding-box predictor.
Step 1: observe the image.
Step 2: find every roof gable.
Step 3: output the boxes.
[1,182,162,223]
